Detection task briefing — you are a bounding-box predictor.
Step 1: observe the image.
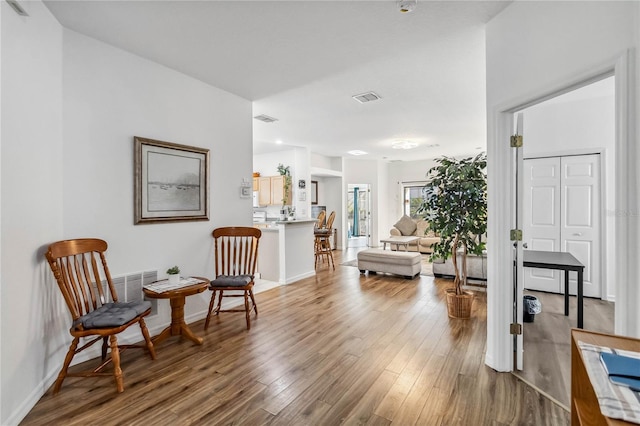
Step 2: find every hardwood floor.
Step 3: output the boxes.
[514,290,614,409]
[22,250,569,425]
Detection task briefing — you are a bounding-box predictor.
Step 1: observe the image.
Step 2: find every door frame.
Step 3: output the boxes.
[486,51,632,372]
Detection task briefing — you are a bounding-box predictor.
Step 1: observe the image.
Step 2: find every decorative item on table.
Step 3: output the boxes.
[418,152,487,319]
[166,265,180,285]
[288,206,296,220]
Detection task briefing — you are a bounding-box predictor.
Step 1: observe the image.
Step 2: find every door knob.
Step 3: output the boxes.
[523,243,528,249]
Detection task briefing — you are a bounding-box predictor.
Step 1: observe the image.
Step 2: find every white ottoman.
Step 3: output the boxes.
[357,248,421,279]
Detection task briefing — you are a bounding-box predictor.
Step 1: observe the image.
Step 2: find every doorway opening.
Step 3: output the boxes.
[512,76,615,408]
[347,184,371,248]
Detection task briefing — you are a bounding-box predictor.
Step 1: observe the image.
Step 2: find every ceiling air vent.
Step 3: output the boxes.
[6,0,28,16]
[253,114,278,123]
[352,92,381,104]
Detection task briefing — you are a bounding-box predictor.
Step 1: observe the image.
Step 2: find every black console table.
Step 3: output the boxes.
[523,250,585,328]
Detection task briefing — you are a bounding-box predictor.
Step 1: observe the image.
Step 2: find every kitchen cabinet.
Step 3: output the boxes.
[258,176,271,206]
[255,175,292,206]
[252,177,259,191]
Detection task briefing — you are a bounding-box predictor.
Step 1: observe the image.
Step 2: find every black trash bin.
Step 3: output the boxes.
[523,295,542,323]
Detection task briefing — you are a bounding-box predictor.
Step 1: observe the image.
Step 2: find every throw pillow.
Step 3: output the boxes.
[394,215,417,236]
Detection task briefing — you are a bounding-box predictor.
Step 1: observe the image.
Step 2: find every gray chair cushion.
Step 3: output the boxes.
[210,274,253,288]
[74,301,151,329]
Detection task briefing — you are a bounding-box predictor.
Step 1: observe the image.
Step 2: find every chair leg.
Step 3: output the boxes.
[249,288,258,316]
[204,289,217,330]
[138,317,156,360]
[101,336,108,361]
[244,290,251,330]
[216,290,224,314]
[109,335,124,393]
[328,244,335,270]
[53,337,79,395]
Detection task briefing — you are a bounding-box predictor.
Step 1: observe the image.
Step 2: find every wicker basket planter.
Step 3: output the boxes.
[445,289,474,319]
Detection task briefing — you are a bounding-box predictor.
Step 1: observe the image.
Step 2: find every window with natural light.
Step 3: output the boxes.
[403,185,426,219]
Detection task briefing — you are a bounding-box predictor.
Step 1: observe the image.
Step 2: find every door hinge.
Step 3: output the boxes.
[510,229,523,241]
[510,135,523,148]
[510,323,522,335]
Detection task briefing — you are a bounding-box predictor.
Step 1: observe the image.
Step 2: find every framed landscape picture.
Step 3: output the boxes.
[134,136,209,224]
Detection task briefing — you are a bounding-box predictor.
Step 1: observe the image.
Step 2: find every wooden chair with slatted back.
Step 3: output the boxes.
[45,238,156,394]
[315,210,326,229]
[314,211,335,270]
[205,227,262,331]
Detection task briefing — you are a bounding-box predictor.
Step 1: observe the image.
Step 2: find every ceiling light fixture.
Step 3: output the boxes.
[392,140,419,150]
[348,150,368,156]
[275,140,283,145]
[397,0,417,13]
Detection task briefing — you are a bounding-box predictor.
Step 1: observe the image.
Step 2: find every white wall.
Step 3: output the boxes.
[485,1,639,371]
[522,84,616,300]
[1,9,253,424]
[1,2,64,423]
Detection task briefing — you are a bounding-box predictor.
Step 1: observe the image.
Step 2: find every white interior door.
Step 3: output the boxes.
[524,154,601,298]
[523,157,561,292]
[562,154,601,298]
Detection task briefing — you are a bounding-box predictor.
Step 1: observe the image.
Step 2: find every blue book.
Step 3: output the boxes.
[600,352,640,391]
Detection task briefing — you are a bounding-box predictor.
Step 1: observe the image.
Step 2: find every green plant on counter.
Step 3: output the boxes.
[277,163,292,206]
[166,265,180,275]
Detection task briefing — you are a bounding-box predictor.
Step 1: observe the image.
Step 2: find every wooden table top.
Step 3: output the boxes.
[143,276,209,299]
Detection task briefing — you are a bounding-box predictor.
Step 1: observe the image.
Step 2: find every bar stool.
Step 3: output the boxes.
[314,211,335,270]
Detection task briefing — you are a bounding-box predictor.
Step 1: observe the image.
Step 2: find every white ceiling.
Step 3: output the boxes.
[44,0,512,161]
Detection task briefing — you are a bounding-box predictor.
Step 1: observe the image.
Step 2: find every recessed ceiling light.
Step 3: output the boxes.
[275,140,283,145]
[392,140,419,150]
[348,150,368,156]
[254,114,278,123]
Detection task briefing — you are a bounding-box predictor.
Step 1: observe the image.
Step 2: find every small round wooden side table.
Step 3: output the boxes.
[143,277,209,346]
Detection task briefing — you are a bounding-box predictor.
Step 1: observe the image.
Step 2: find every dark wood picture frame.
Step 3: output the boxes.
[311,180,318,205]
[134,136,209,224]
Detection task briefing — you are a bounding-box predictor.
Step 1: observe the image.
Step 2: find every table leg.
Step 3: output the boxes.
[564,270,569,316]
[383,242,388,250]
[153,296,204,346]
[577,268,584,329]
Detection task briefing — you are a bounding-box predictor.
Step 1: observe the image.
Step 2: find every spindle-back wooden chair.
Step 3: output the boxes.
[205,227,262,331]
[45,238,156,394]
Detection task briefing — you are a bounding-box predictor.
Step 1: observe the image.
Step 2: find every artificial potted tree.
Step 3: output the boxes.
[418,152,487,319]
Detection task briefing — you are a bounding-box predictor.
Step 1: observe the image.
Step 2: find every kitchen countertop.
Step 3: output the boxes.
[253,218,317,228]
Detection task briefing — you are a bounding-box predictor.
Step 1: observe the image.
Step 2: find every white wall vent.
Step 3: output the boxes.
[254,114,278,123]
[352,92,381,104]
[106,270,159,316]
